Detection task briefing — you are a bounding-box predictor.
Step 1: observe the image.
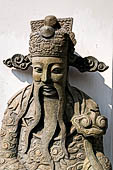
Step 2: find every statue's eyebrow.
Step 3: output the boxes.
[32,62,43,67]
[48,63,64,68]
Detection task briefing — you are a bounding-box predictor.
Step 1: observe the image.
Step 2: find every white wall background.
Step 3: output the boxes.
[0,0,112,166]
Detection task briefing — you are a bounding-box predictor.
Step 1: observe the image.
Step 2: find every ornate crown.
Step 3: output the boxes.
[29,15,76,57]
[3,15,108,72]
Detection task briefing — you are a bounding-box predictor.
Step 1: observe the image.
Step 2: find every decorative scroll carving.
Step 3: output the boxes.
[3,54,31,70]
[3,53,108,73]
[3,52,108,73]
[69,53,109,72]
[71,112,107,137]
[1,15,111,170]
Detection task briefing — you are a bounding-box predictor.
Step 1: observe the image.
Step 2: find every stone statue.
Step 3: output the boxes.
[0,16,112,170]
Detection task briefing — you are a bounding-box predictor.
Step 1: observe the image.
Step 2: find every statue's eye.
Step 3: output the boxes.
[34,67,42,73]
[52,68,62,74]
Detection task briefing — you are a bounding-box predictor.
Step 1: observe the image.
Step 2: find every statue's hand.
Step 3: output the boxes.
[71,111,107,137]
[0,158,26,170]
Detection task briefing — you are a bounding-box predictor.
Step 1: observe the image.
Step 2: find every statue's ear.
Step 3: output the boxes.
[3,54,32,70]
[69,51,109,72]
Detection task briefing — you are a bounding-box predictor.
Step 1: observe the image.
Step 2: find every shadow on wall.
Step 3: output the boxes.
[68,67,112,116]
[12,65,112,164]
[12,66,33,84]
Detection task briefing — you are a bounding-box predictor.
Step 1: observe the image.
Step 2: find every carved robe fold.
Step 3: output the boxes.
[0,84,111,170]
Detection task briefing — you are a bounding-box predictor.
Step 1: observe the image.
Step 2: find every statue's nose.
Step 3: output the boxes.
[41,71,48,83]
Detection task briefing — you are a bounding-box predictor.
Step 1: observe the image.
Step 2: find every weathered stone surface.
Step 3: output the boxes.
[0,16,112,170]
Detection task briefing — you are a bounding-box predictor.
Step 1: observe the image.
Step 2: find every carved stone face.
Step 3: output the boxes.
[32,56,67,96]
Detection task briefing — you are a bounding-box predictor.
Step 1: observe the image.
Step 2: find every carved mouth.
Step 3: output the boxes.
[43,85,55,92]
[42,85,57,96]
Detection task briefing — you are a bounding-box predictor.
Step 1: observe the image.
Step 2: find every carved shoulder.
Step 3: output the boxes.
[6,85,32,112]
[70,85,98,113]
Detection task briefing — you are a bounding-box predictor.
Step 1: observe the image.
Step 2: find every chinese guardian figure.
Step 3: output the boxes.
[0,16,112,170]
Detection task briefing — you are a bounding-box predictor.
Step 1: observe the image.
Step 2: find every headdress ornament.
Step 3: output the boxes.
[29,15,76,57]
[3,16,108,72]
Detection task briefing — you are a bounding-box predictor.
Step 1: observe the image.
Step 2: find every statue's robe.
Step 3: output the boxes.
[0,84,111,170]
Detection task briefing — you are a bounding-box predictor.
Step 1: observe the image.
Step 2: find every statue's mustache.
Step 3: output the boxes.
[35,82,58,97]
[42,85,55,92]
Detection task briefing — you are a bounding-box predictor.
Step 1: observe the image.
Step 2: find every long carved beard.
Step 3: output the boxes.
[34,82,67,168]
[41,97,58,168]
[54,83,68,157]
